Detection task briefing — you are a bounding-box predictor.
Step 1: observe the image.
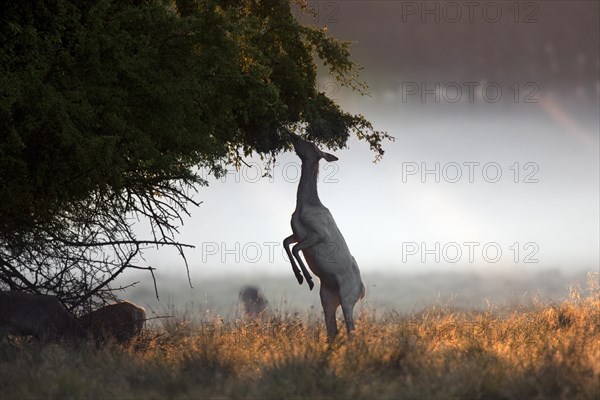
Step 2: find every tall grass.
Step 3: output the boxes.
[1,273,598,399]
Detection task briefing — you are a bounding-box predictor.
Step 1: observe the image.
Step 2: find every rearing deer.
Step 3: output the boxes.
[283,134,365,338]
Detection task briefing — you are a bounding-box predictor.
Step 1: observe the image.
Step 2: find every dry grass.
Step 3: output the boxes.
[1,274,598,399]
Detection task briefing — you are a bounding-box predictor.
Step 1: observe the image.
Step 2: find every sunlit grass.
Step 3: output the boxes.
[1,273,598,399]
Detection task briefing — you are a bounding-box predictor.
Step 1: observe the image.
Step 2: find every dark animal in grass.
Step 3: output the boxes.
[78,301,146,345]
[0,291,88,342]
[239,285,269,319]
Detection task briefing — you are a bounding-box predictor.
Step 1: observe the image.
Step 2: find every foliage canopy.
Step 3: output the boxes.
[0,0,390,309]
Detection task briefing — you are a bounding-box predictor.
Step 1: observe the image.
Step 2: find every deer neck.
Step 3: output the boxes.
[296,158,322,208]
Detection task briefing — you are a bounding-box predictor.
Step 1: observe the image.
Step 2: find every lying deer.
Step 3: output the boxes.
[78,301,146,344]
[0,291,88,342]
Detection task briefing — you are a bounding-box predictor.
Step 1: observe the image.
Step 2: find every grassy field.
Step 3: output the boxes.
[1,274,598,400]
[122,269,593,317]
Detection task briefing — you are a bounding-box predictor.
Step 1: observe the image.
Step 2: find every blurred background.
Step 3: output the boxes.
[119,0,599,318]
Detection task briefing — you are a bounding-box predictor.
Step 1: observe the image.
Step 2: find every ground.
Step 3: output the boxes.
[0,277,598,400]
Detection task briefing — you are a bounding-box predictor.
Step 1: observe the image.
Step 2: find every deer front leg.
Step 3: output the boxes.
[291,236,321,290]
[283,235,304,285]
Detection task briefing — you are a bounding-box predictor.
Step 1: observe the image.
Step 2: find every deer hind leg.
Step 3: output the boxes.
[340,284,364,338]
[283,235,304,285]
[320,285,340,340]
[341,300,356,337]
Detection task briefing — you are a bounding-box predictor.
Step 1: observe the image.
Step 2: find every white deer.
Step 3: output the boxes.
[283,134,365,338]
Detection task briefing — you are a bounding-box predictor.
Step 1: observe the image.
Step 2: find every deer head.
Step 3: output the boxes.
[289,134,338,163]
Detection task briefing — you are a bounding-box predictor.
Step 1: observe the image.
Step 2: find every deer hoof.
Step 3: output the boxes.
[308,279,314,291]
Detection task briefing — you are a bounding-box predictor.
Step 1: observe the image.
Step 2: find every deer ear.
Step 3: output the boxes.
[322,152,338,162]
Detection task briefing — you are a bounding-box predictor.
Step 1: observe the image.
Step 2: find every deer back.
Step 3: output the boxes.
[0,291,87,341]
[78,301,145,344]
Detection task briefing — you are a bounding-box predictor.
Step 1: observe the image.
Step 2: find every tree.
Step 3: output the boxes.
[0,0,391,311]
